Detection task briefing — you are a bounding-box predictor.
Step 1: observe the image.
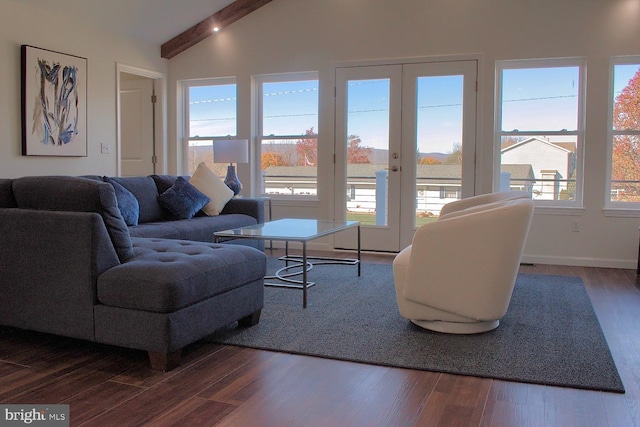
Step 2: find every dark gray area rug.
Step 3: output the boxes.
[211,259,624,393]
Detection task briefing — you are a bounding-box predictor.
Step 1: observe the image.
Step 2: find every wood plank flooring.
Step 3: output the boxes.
[1,251,639,426]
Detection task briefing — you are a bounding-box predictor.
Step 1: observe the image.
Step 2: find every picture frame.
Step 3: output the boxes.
[21,45,87,157]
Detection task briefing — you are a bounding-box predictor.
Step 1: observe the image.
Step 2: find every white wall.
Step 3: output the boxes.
[0,0,167,177]
[168,0,640,268]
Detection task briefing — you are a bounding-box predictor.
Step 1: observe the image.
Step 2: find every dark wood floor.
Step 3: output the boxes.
[1,251,640,426]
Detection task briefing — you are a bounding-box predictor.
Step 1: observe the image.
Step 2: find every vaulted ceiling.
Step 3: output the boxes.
[10,0,272,59]
[161,0,273,59]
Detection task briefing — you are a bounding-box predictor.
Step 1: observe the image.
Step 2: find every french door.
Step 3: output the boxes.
[334,60,478,252]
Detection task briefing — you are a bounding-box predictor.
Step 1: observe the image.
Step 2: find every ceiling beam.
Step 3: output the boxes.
[161,0,273,59]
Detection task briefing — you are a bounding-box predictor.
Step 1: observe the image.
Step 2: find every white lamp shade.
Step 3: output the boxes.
[214,139,249,163]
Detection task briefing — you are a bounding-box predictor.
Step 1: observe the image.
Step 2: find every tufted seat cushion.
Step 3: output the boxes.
[97,237,266,313]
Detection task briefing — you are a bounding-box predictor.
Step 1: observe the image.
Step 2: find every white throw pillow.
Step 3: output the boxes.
[189,162,234,216]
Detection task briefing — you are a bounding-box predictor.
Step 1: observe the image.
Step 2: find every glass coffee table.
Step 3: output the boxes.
[214,218,360,308]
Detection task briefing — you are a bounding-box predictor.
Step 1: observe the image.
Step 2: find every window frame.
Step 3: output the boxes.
[182,77,237,174]
[495,58,586,210]
[604,55,640,216]
[255,71,319,199]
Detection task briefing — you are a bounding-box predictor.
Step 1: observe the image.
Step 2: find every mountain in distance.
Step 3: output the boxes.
[370,148,448,164]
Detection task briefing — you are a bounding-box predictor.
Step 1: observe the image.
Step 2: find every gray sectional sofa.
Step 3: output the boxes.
[0,175,267,371]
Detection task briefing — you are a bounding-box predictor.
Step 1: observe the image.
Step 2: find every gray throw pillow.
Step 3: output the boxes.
[157,176,210,219]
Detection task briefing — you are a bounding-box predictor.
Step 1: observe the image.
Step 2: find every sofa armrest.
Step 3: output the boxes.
[0,209,120,340]
[221,198,265,224]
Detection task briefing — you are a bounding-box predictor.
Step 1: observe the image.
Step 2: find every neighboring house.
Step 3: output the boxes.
[500,164,536,195]
[501,137,576,200]
[263,163,534,216]
[262,166,318,196]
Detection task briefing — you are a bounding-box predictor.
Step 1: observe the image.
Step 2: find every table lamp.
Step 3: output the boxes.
[213,139,249,195]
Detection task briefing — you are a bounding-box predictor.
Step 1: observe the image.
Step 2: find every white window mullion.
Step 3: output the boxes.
[255,72,319,198]
[495,58,585,207]
[606,57,640,209]
[181,77,237,175]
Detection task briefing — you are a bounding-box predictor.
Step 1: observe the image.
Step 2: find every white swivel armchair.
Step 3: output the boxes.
[439,190,530,217]
[393,196,535,334]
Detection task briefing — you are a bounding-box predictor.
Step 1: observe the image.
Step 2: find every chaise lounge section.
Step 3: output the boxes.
[0,175,266,371]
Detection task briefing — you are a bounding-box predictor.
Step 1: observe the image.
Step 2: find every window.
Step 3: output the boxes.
[496,59,585,206]
[256,72,319,197]
[183,78,237,175]
[438,187,459,200]
[607,57,640,208]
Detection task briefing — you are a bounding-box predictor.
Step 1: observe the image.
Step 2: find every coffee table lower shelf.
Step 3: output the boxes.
[266,254,361,290]
[213,219,360,308]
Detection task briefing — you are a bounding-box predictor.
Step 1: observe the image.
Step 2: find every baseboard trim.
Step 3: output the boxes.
[521,254,636,270]
[268,243,637,270]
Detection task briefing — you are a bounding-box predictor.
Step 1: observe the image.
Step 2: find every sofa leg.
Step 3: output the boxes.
[238,309,261,327]
[148,350,182,371]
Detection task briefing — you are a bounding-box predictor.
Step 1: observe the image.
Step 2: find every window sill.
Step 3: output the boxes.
[261,196,320,208]
[603,208,640,218]
[534,206,586,216]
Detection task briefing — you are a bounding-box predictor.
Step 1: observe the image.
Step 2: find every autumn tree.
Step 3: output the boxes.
[612,69,640,201]
[296,128,317,166]
[261,151,288,169]
[293,128,373,166]
[418,156,442,165]
[347,134,372,164]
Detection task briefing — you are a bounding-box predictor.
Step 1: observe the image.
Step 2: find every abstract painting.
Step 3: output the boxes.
[21,45,87,156]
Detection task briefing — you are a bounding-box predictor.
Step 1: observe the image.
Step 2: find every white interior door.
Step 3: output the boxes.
[120,75,155,176]
[334,60,477,252]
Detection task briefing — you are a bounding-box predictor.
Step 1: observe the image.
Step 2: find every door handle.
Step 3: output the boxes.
[391,165,399,172]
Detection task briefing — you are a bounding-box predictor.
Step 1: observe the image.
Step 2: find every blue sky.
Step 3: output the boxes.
[501,67,579,132]
[188,63,640,153]
[189,83,237,138]
[615,64,639,93]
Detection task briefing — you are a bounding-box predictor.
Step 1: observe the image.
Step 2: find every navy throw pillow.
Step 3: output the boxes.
[150,174,178,194]
[157,176,210,220]
[103,176,140,226]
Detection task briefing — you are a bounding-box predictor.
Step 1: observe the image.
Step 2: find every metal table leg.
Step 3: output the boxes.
[302,241,307,308]
[357,224,361,276]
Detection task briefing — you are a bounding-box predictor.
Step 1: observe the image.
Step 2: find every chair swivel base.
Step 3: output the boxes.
[410,319,500,334]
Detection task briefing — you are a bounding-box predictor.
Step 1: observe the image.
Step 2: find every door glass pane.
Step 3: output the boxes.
[345,79,389,226]
[415,75,463,223]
